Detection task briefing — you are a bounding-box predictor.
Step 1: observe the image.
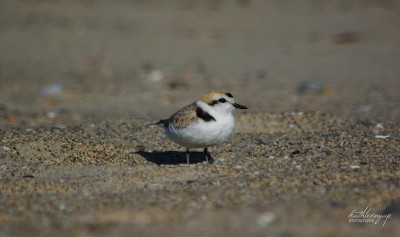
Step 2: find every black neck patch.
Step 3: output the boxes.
[196,107,216,122]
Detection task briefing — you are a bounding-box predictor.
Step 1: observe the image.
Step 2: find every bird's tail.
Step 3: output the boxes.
[147,119,168,127]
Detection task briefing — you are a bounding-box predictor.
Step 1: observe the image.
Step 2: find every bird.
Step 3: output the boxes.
[150,90,248,164]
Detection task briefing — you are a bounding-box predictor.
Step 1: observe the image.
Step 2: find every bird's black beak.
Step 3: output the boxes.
[233,103,248,109]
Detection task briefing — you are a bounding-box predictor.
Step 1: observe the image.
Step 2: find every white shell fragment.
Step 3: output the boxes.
[375,135,391,139]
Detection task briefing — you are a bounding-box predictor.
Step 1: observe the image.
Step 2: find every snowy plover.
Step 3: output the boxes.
[150,90,247,164]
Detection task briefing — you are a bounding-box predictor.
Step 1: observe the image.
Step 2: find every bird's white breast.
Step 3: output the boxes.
[165,113,235,148]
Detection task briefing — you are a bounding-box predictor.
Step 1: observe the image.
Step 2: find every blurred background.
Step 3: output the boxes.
[0,0,399,125]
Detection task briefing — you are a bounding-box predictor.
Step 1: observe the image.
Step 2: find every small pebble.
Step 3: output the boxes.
[257,212,276,228]
[22,175,35,179]
[2,146,11,151]
[54,124,66,129]
[235,165,243,171]
[59,203,66,210]
[359,160,368,165]
[148,183,163,190]
[376,123,384,129]
[47,111,56,118]
[41,83,63,96]
[213,200,224,208]
[323,149,333,156]
[148,70,164,82]
[135,145,146,151]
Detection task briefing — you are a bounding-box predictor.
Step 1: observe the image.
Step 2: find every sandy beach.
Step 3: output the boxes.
[0,1,399,236]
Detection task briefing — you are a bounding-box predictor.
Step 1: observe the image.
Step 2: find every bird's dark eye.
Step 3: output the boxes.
[218,98,227,103]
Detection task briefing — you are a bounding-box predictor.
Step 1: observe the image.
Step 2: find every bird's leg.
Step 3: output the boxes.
[204,148,214,164]
[204,148,209,163]
[186,148,190,165]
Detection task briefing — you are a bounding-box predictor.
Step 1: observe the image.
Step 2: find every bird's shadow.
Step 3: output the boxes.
[136,150,214,165]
